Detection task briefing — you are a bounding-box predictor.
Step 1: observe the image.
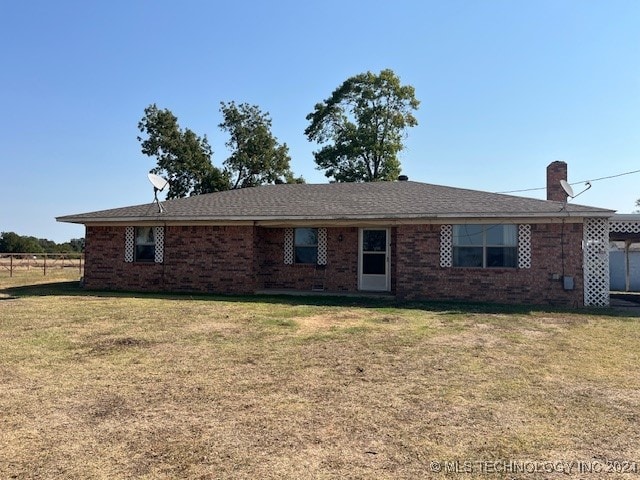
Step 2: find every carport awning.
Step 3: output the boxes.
[609,214,640,243]
[609,215,640,293]
[610,232,640,242]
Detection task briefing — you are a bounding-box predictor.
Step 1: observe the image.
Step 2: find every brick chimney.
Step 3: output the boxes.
[546,161,568,202]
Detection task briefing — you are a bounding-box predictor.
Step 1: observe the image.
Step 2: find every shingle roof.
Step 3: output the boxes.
[57,181,614,224]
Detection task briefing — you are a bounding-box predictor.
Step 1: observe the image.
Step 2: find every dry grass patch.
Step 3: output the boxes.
[1,274,639,478]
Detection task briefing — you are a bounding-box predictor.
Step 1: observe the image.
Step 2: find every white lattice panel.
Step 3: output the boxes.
[440,225,452,267]
[284,228,294,264]
[124,227,134,263]
[518,224,531,269]
[583,218,610,307]
[317,228,327,265]
[609,220,640,233]
[154,226,164,263]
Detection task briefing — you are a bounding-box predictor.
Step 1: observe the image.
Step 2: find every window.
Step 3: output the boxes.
[135,227,156,262]
[294,228,318,264]
[362,229,387,275]
[453,224,517,268]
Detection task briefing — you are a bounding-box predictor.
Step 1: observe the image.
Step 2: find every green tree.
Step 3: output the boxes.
[137,104,229,199]
[305,69,419,182]
[0,233,85,254]
[0,232,44,253]
[38,238,57,252]
[55,238,84,253]
[69,238,85,252]
[219,101,303,188]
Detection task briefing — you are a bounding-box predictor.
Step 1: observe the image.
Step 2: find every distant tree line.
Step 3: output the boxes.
[0,232,84,254]
[138,69,420,198]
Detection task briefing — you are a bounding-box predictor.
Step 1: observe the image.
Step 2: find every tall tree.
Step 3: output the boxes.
[0,232,44,253]
[305,69,419,182]
[0,232,84,253]
[57,238,84,253]
[219,101,302,188]
[137,104,229,199]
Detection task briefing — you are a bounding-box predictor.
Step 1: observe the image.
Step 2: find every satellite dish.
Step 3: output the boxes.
[148,173,169,191]
[560,179,574,198]
[147,173,170,213]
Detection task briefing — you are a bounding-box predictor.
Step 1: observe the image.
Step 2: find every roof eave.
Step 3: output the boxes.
[57,209,615,226]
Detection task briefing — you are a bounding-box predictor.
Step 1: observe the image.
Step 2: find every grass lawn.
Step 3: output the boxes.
[1,272,639,479]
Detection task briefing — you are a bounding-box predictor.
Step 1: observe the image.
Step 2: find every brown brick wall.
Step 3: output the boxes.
[84,225,257,294]
[257,227,358,292]
[395,223,585,307]
[84,222,586,306]
[162,225,257,294]
[83,226,165,291]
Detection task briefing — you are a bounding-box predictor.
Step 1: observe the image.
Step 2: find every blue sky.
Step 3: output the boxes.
[1,0,638,242]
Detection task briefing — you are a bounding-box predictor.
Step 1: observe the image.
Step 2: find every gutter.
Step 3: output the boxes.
[57,210,616,227]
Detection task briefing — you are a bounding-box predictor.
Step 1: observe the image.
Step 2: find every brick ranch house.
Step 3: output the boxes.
[57,161,614,307]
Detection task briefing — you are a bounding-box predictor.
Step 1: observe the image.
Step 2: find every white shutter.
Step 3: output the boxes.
[154,226,164,263]
[317,228,327,265]
[284,228,294,264]
[517,224,531,269]
[125,227,134,262]
[440,225,452,267]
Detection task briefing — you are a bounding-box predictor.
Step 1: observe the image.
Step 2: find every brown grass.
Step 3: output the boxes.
[1,273,639,479]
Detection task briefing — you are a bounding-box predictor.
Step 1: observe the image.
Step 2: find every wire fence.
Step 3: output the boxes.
[0,253,84,277]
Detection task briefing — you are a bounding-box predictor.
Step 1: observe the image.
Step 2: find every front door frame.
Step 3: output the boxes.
[358,227,391,292]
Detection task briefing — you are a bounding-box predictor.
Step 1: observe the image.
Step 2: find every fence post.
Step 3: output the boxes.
[10,255,13,278]
[43,254,47,276]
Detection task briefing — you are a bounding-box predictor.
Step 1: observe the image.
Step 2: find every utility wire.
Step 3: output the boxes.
[496,168,640,194]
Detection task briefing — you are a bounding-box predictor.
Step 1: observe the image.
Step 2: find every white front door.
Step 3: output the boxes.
[358,228,390,291]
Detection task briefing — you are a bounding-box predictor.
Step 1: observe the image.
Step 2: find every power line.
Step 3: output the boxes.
[496,185,546,194]
[582,168,640,184]
[496,168,640,194]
